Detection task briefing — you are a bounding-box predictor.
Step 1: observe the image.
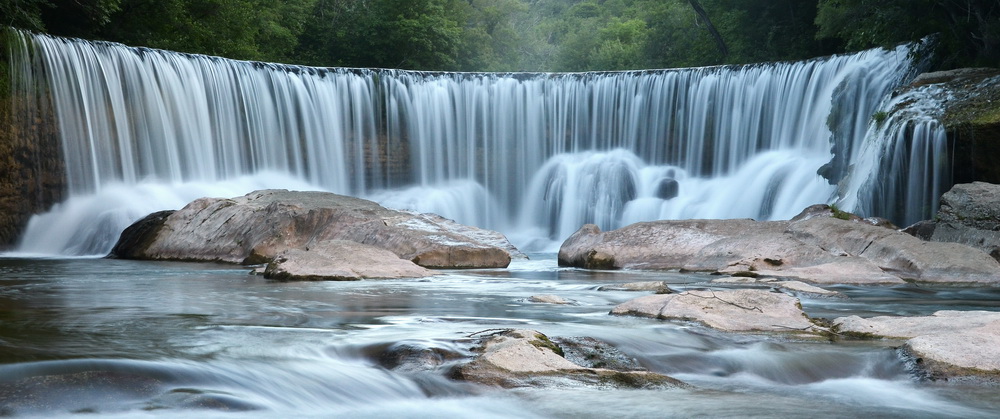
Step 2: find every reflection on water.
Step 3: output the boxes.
[1,256,999,418]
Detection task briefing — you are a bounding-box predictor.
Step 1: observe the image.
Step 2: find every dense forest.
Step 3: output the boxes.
[2,0,998,72]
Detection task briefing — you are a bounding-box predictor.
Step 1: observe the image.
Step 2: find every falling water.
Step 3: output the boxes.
[8,30,938,255]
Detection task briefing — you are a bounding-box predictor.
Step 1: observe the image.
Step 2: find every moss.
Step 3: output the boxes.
[530,333,565,358]
[829,204,852,220]
[871,110,888,126]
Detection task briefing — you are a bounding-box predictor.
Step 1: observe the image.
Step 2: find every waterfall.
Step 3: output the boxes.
[7,30,937,255]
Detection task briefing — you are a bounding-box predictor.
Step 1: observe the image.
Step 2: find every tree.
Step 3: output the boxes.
[815,0,999,68]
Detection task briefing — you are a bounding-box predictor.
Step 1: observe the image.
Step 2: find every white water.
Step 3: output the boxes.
[8,31,945,255]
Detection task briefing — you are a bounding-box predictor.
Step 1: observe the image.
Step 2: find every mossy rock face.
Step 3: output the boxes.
[0,30,66,249]
[919,69,1000,185]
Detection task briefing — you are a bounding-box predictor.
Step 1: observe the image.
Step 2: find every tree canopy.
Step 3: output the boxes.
[2,0,995,71]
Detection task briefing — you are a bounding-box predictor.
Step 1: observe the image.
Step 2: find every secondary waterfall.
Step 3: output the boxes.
[8,30,945,255]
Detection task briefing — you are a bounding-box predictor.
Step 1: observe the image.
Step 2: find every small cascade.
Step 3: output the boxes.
[7,30,936,255]
[837,84,952,226]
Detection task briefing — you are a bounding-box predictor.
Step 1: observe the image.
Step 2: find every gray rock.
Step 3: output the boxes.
[611,289,820,334]
[907,182,1000,262]
[111,189,519,269]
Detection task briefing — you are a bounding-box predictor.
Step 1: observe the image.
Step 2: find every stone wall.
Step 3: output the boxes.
[0,32,66,249]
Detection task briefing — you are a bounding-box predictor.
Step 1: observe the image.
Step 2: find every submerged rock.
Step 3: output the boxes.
[597,281,675,294]
[611,289,820,334]
[559,207,1000,285]
[453,329,685,389]
[528,294,574,305]
[110,190,520,275]
[834,311,1000,381]
[710,277,844,298]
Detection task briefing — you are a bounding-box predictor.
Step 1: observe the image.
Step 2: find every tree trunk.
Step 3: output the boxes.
[687,0,729,59]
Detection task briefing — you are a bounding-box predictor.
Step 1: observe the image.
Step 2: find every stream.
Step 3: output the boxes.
[2,255,999,418]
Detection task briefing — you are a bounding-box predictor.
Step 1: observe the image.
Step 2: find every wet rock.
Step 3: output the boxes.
[611,289,820,334]
[110,189,520,270]
[528,295,573,305]
[834,311,1000,380]
[655,178,679,200]
[453,329,685,389]
[376,341,465,372]
[597,281,674,294]
[559,211,1000,285]
[710,277,844,298]
[263,240,433,281]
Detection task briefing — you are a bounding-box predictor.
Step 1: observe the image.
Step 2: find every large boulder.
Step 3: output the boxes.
[834,311,1000,381]
[559,206,1000,285]
[906,182,1000,261]
[611,289,820,334]
[110,190,519,272]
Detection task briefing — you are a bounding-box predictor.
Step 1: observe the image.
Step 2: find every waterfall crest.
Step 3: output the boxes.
[8,31,938,255]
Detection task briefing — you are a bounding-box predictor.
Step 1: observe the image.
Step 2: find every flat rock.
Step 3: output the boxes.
[110,189,520,270]
[263,240,434,281]
[558,208,1000,285]
[528,295,573,304]
[611,289,819,334]
[833,310,1000,339]
[454,329,685,389]
[711,277,844,298]
[597,281,674,293]
[834,311,1000,380]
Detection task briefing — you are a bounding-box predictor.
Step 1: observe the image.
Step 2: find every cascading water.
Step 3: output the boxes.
[7,30,938,255]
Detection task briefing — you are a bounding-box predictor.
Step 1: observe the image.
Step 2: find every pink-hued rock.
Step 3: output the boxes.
[111,189,520,271]
[611,289,819,334]
[263,240,434,281]
[558,207,1000,285]
[834,310,1000,379]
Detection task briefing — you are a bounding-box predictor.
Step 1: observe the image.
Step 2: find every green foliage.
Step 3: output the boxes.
[6,0,993,72]
[815,0,1000,68]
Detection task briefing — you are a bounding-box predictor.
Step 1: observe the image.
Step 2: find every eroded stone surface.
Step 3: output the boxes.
[454,329,685,389]
[559,209,1000,285]
[611,289,818,333]
[834,310,1000,380]
[263,240,434,281]
[111,189,519,270]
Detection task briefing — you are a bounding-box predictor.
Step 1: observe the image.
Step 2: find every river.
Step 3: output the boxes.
[2,255,999,418]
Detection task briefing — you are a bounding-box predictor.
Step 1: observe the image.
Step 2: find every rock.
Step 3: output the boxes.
[833,311,1000,380]
[907,182,1000,262]
[597,281,674,293]
[559,212,1000,285]
[710,277,844,298]
[110,189,520,270]
[611,289,820,334]
[453,329,685,389]
[263,240,433,281]
[528,295,573,304]
[655,178,679,200]
[833,310,1000,339]
[912,69,1000,185]
[108,210,175,259]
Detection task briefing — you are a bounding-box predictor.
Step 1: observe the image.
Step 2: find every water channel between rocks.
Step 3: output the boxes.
[2,254,999,418]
